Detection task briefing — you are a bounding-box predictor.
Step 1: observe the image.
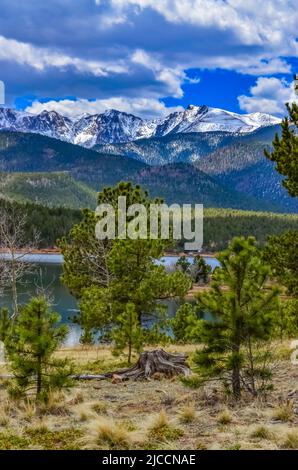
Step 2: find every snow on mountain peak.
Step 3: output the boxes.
[0,105,281,148]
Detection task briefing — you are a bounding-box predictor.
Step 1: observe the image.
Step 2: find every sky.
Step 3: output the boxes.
[0,0,297,119]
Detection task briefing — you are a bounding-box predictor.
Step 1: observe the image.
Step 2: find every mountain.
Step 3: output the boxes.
[0,130,285,212]
[0,172,97,209]
[133,163,282,211]
[0,130,146,190]
[0,105,280,147]
[195,143,298,213]
[96,125,281,166]
[96,125,298,213]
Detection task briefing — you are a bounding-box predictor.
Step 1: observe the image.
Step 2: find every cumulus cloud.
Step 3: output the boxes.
[132,49,187,97]
[0,0,297,111]
[25,97,184,119]
[0,35,127,76]
[238,77,296,115]
[108,0,298,53]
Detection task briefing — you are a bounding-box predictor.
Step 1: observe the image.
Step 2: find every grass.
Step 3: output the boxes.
[0,342,297,450]
[91,401,108,415]
[217,410,233,425]
[25,426,83,450]
[148,409,184,442]
[179,404,196,423]
[250,426,273,440]
[280,431,298,449]
[90,417,132,449]
[272,403,293,422]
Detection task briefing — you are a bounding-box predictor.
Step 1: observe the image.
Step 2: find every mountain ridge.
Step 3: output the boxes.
[0,130,287,213]
[0,105,281,148]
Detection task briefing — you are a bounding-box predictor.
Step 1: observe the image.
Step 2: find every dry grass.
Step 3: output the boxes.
[250,425,274,440]
[179,404,196,423]
[217,409,233,425]
[148,409,184,442]
[0,342,297,450]
[280,430,298,449]
[272,403,293,422]
[89,417,132,449]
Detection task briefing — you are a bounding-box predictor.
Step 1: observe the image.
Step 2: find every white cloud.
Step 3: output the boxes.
[0,35,127,76]
[108,0,298,53]
[25,97,184,119]
[238,77,296,115]
[132,49,186,97]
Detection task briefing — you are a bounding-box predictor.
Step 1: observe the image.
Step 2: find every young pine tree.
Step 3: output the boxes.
[112,302,144,364]
[6,297,73,402]
[181,237,279,399]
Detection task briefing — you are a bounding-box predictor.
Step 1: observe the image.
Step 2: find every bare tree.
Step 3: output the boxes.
[0,207,39,318]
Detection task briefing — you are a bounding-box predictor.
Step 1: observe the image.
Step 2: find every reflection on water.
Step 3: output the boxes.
[0,256,219,345]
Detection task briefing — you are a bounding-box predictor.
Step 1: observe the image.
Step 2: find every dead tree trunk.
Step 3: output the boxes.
[74,349,191,381]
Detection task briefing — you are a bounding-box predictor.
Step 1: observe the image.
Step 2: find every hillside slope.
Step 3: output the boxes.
[134,163,282,211]
[0,129,293,213]
[0,172,97,209]
[0,130,147,190]
[95,126,281,166]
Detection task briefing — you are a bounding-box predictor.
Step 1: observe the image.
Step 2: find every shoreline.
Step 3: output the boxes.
[0,248,217,258]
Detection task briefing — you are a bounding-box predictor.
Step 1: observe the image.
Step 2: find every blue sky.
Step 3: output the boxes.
[0,0,297,118]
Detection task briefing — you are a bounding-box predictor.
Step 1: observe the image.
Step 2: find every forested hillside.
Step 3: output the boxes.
[0,131,146,190]
[0,172,97,209]
[0,198,296,251]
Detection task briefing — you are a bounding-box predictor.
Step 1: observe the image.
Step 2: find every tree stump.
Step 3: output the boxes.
[74,349,191,381]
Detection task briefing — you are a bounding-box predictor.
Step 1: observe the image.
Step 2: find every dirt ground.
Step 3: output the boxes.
[0,343,298,450]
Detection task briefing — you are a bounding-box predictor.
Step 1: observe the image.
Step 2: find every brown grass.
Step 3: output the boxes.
[0,341,297,450]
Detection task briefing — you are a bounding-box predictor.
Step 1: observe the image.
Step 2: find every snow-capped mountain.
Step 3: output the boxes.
[0,105,281,147]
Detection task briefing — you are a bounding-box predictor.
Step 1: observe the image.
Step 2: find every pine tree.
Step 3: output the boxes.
[112,303,144,364]
[6,297,73,402]
[179,237,279,399]
[263,230,298,296]
[176,256,191,273]
[61,182,191,344]
[0,308,11,342]
[263,102,298,298]
[171,303,199,343]
[264,102,298,197]
[189,255,212,284]
[274,299,298,340]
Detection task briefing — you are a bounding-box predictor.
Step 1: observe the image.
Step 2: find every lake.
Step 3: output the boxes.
[0,255,219,345]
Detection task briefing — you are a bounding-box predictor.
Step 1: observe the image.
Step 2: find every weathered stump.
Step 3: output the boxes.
[74,349,191,381]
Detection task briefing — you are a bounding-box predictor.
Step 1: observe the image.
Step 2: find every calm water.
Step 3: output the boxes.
[0,255,219,345]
